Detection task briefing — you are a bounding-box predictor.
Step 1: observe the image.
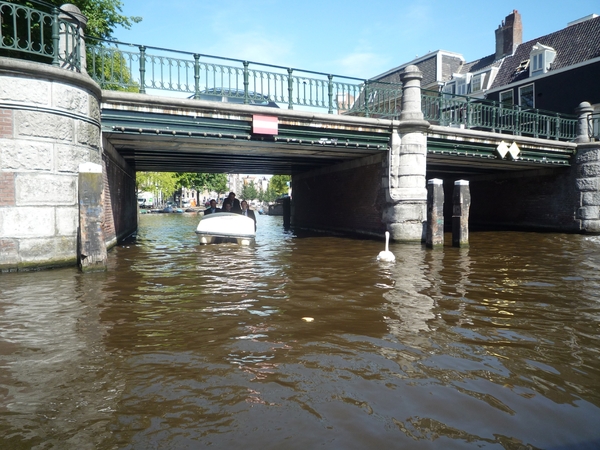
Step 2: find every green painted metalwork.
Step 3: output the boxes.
[421,89,577,141]
[1,0,578,143]
[589,113,600,140]
[0,0,82,71]
[82,36,403,118]
[138,46,146,94]
[51,7,59,66]
[427,139,573,166]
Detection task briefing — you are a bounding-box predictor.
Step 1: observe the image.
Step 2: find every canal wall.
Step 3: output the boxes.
[451,168,579,232]
[292,153,387,237]
[0,58,137,271]
[574,142,600,233]
[428,140,600,234]
[0,58,108,271]
[102,136,137,246]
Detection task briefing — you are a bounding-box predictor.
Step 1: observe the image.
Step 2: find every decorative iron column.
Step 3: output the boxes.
[382,65,430,242]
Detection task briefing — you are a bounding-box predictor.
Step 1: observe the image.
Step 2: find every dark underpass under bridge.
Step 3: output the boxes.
[1,0,599,271]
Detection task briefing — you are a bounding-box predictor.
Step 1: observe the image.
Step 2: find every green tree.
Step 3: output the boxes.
[45,0,142,40]
[136,172,177,206]
[241,181,258,202]
[175,173,228,206]
[205,173,228,202]
[269,175,291,197]
[0,1,142,89]
[88,47,139,91]
[51,0,143,91]
[260,183,278,203]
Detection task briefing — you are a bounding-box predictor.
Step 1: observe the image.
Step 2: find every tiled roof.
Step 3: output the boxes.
[491,14,600,88]
[459,54,501,75]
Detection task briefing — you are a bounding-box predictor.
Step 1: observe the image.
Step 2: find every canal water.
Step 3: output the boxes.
[1,213,600,449]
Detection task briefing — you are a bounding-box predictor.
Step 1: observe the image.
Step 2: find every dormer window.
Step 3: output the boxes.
[471,74,482,93]
[514,59,530,75]
[454,74,470,96]
[442,82,455,98]
[530,43,556,76]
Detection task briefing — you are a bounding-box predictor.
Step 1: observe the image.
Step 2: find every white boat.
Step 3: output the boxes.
[195,212,256,245]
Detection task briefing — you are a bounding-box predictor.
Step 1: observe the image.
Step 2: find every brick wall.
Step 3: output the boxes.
[0,172,15,206]
[293,155,386,236]
[102,139,137,244]
[435,168,580,232]
[0,108,13,138]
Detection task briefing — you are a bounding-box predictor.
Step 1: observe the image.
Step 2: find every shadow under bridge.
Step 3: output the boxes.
[100,92,392,175]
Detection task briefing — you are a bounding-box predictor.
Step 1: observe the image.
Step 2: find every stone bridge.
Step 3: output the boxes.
[1,53,599,271]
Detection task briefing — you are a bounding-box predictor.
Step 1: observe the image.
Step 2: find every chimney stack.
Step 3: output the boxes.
[495,10,522,60]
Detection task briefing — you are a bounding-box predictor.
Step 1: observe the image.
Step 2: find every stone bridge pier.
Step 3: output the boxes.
[382,65,429,242]
[292,65,430,242]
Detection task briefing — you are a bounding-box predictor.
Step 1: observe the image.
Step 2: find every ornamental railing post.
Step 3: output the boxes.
[327,74,334,114]
[364,80,370,118]
[243,61,250,104]
[465,97,471,128]
[52,7,60,66]
[491,101,497,132]
[575,102,594,143]
[515,104,521,136]
[139,45,146,94]
[193,54,200,99]
[287,68,294,110]
[555,113,561,140]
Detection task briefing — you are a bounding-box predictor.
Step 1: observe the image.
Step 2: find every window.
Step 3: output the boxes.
[471,74,482,93]
[456,77,468,96]
[514,59,530,75]
[530,43,556,76]
[500,90,514,108]
[519,84,534,109]
[442,83,455,98]
[532,53,543,72]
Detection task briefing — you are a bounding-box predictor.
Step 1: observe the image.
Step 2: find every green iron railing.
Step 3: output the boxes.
[421,89,578,141]
[85,36,403,117]
[1,0,579,141]
[0,0,82,70]
[589,113,600,141]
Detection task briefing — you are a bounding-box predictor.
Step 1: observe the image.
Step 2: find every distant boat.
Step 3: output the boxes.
[195,212,256,245]
[267,203,283,216]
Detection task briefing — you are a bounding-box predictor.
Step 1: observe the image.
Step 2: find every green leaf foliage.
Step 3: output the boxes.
[44,0,142,40]
[241,181,258,202]
[136,172,178,203]
[175,172,228,205]
[269,175,291,197]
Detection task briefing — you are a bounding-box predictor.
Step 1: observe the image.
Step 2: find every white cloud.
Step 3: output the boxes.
[206,31,293,67]
[334,52,391,79]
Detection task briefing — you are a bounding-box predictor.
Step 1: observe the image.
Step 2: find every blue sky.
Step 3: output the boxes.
[113,0,599,80]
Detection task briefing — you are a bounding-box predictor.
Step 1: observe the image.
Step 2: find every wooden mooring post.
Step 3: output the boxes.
[452,180,471,248]
[426,178,444,248]
[78,163,107,272]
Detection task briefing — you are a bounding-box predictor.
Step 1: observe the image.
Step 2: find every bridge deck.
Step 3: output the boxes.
[101,92,577,176]
[101,92,391,174]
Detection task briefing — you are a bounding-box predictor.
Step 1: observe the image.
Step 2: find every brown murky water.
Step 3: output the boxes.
[1,213,600,449]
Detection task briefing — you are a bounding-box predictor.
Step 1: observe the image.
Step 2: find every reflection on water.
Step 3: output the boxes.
[1,214,600,449]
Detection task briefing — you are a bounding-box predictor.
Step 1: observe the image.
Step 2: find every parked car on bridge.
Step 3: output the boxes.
[189,88,279,108]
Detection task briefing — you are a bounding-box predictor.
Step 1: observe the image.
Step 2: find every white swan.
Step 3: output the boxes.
[377,231,395,262]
